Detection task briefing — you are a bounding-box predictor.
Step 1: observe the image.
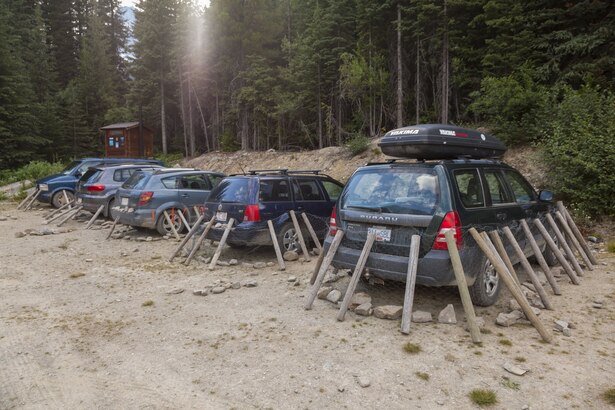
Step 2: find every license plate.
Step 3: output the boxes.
[121,197,129,206]
[76,197,82,204]
[216,211,227,222]
[368,226,391,242]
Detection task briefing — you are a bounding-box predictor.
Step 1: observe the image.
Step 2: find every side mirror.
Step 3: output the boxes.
[538,190,553,202]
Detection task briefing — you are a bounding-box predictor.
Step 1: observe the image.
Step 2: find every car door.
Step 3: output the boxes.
[258,178,295,221]
[480,167,527,250]
[291,177,331,236]
[177,174,212,208]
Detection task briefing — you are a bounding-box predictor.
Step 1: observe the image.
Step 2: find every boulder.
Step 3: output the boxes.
[326,290,342,303]
[349,292,372,311]
[317,286,333,300]
[355,302,373,316]
[373,305,403,320]
[412,310,433,323]
[437,304,457,324]
[283,251,299,261]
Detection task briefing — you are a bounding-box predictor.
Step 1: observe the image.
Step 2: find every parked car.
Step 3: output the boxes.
[36,157,164,208]
[114,168,225,235]
[202,170,344,251]
[325,124,555,307]
[75,164,163,218]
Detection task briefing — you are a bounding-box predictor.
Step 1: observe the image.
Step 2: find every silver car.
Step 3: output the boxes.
[76,164,163,218]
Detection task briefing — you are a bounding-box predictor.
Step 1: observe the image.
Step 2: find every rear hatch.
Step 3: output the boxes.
[116,170,155,209]
[337,165,443,256]
[204,177,256,224]
[77,168,104,196]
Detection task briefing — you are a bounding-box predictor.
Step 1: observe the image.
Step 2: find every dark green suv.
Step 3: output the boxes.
[325,125,554,306]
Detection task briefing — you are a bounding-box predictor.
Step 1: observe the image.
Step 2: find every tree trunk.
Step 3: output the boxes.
[241,110,249,150]
[396,2,403,128]
[179,69,188,157]
[188,75,195,157]
[317,63,323,149]
[416,36,420,124]
[440,0,449,124]
[191,83,209,153]
[160,71,167,154]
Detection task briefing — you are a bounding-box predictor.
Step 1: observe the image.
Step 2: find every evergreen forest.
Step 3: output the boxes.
[1,0,613,216]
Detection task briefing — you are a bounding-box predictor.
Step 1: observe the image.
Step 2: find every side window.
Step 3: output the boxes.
[321,180,344,202]
[259,179,291,202]
[295,179,325,201]
[454,169,484,208]
[113,169,134,182]
[483,170,514,205]
[161,176,179,189]
[180,175,211,190]
[504,171,536,204]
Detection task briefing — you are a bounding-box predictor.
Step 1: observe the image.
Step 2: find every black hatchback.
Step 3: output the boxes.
[203,170,344,251]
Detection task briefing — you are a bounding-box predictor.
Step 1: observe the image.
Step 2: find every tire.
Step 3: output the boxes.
[542,230,558,267]
[276,223,300,252]
[107,199,118,219]
[156,209,184,236]
[51,190,74,208]
[469,256,501,307]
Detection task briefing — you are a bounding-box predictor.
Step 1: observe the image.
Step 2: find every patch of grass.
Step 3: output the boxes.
[415,372,429,381]
[0,191,7,201]
[514,356,526,363]
[474,351,483,356]
[371,147,381,156]
[499,339,512,346]
[469,389,497,407]
[604,388,615,405]
[501,378,520,390]
[481,328,492,335]
[69,273,85,279]
[607,242,615,253]
[402,342,422,354]
[141,300,154,307]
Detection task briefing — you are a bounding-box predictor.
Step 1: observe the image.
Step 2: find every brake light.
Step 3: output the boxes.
[433,211,462,250]
[86,184,105,192]
[137,191,154,206]
[244,204,260,222]
[329,206,337,236]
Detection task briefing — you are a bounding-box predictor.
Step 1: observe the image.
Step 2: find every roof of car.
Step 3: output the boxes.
[363,158,509,168]
[229,169,337,180]
[151,168,225,176]
[91,163,163,171]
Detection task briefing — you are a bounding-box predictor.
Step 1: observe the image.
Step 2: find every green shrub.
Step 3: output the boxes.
[0,191,6,201]
[154,152,184,166]
[543,86,615,218]
[220,131,240,152]
[346,134,370,156]
[0,160,64,186]
[469,389,497,407]
[607,242,615,253]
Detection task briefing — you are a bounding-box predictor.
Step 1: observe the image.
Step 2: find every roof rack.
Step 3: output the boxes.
[246,169,322,175]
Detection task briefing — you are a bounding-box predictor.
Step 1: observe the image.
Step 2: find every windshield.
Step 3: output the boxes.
[62,160,81,175]
[122,170,153,190]
[209,178,250,203]
[340,167,439,215]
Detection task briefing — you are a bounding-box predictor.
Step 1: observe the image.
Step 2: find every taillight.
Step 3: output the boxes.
[244,204,260,222]
[432,211,462,250]
[137,191,154,206]
[86,184,105,192]
[329,206,337,236]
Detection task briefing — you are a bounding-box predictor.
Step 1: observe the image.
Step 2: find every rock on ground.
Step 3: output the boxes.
[437,304,457,324]
[326,290,342,303]
[317,287,333,299]
[349,292,372,311]
[355,302,373,316]
[373,305,402,320]
[283,251,299,261]
[412,310,433,323]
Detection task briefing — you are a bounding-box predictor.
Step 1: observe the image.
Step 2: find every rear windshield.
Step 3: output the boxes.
[340,167,439,215]
[122,170,154,190]
[208,178,250,203]
[80,168,101,183]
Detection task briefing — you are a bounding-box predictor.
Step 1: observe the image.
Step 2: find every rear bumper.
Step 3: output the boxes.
[207,222,272,246]
[115,208,156,230]
[324,235,483,287]
[76,194,109,214]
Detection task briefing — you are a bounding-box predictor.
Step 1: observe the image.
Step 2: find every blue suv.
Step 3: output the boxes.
[203,170,344,251]
[36,157,163,208]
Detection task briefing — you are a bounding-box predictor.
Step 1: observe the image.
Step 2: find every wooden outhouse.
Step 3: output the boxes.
[100,122,154,158]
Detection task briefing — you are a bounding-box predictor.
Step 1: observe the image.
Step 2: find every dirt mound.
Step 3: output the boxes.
[185,142,547,186]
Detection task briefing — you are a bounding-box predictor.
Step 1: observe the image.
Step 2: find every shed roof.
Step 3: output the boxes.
[100,122,152,131]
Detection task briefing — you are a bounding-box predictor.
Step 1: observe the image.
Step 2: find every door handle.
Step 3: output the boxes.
[496,212,507,221]
[181,193,189,198]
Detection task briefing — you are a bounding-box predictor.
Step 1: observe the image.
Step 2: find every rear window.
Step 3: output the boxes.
[113,168,136,182]
[80,168,101,183]
[122,170,152,190]
[341,167,439,215]
[209,178,250,203]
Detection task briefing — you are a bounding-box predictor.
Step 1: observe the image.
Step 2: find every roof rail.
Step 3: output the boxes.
[286,170,321,175]
[248,169,288,175]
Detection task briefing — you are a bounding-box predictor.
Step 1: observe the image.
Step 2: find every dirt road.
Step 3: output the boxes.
[1,203,614,409]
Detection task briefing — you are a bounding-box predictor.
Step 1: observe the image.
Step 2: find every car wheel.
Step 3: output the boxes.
[277,223,299,252]
[107,199,118,219]
[542,229,558,267]
[51,190,74,208]
[469,256,501,307]
[156,209,184,236]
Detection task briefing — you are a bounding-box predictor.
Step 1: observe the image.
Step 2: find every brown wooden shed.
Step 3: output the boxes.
[100,122,154,158]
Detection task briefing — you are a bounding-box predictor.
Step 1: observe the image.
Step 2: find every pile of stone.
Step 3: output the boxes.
[192,278,258,296]
[496,299,542,327]
[554,319,574,337]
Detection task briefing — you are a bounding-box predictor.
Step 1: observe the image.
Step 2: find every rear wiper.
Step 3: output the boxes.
[347,205,383,213]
